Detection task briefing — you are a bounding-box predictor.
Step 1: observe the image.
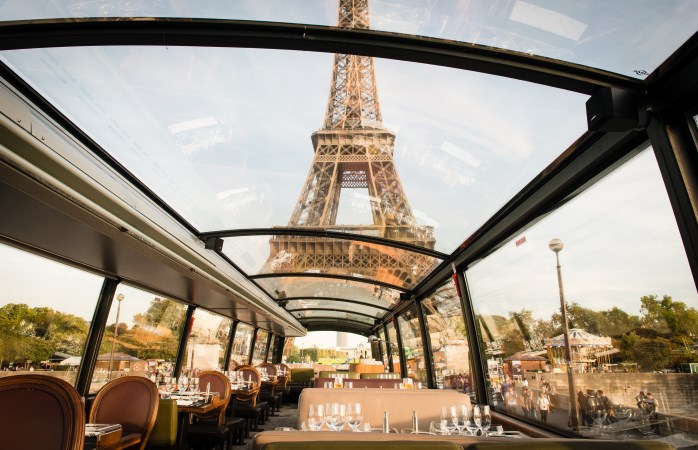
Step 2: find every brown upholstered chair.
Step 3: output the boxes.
[257,363,282,413]
[0,374,85,450]
[231,365,269,434]
[187,371,234,450]
[90,376,159,450]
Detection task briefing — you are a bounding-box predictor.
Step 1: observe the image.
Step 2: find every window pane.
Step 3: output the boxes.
[90,284,187,393]
[423,280,472,393]
[385,322,400,373]
[397,305,427,383]
[252,330,270,366]
[378,328,388,368]
[230,323,254,367]
[467,148,698,440]
[0,243,103,384]
[282,337,295,363]
[181,309,232,376]
[268,335,279,363]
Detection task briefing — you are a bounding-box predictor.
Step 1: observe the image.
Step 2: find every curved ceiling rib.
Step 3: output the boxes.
[0,18,644,95]
[280,297,391,312]
[287,308,380,321]
[202,228,448,259]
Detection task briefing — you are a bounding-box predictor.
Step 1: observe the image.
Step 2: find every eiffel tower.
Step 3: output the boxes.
[265,0,436,289]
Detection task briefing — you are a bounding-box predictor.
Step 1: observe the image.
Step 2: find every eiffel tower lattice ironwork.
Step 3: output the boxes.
[265,0,436,290]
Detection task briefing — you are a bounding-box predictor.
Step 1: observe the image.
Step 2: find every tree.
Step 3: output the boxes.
[640,294,698,337]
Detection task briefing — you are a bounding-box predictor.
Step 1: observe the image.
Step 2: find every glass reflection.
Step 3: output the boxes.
[90,284,187,393]
[181,309,232,376]
[397,305,427,384]
[423,280,472,392]
[467,148,698,440]
[230,322,254,367]
[385,321,400,374]
[252,329,270,366]
[0,243,103,385]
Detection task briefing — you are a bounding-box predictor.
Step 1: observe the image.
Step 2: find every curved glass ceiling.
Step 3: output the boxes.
[0,46,587,254]
[286,299,386,319]
[222,235,442,290]
[1,1,695,333]
[2,1,697,78]
[254,277,401,308]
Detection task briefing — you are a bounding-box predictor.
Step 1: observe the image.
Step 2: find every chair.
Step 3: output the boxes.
[257,363,283,413]
[90,376,159,450]
[187,371,233,450]
[231,365,269,435]
[0,374,85,450]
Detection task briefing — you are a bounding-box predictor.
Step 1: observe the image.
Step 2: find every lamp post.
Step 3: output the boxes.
[548,239,580,431]
[107,293,124,381]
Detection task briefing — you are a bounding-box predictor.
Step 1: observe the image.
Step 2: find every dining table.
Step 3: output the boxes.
[83,432,141,450]
[169,392,226,450]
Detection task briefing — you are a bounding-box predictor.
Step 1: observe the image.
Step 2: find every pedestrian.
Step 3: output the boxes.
[537,391,550,423]
[577,389,591,427]
[644,392,660,433]
[522,389,535,419]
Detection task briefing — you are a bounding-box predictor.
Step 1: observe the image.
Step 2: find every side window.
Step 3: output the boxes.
[89,284,187,393]
[0,243,103,385]
[466,147,698,440]
[230,323,254,366]
[181,308,232,376]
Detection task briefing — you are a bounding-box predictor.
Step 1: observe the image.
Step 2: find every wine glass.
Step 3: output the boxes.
[347,403,363,432]
[429,420,449,435]
[446,405,458,435]
[481,405,492,435]
[308,404,324,431]
[464,408,479,436]
[472,405,482,436]
[455,405,468,435]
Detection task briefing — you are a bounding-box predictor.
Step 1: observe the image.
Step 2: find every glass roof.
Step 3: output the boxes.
[2,1,697,78]
[286,299,387,319]
[0,1,695,333]
[222,234,443,290]
[254,277,401,309]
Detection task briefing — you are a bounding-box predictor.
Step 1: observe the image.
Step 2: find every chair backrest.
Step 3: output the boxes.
[197,371,232,423]
[258,362,278,376]
[235,364,261,388]
[0,374,85,450]
[90,376,159,450]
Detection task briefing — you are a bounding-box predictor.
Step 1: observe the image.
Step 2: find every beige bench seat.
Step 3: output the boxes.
[298,388,472,430]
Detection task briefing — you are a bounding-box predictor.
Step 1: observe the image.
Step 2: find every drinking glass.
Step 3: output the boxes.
[463,409,479,436]
[455,405,468,435]
[327,403,345,431]
[429,420,449,435]
[347,403,362,432]
[481,405,492,435]
[445,405,458,435]
[308,404,324,431]
[473,405,482,435]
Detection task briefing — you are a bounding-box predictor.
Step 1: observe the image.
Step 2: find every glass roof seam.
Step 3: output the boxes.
[249,272,409,293]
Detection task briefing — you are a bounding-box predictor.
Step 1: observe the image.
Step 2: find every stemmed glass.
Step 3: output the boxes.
[327,403,347,431]
[463,408,479,436]
[481,405,492,436]
[455,405,468,435]
[473,405,482,436]
[308,404,324,431]
[347,403,363,432]
[447,405,459,435]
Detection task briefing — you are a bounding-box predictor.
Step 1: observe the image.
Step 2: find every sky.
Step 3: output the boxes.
[1,1,697,336]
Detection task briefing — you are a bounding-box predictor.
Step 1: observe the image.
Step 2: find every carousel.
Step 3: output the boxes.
[545,328,614,372]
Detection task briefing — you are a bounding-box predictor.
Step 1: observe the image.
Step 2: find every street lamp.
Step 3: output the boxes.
[107,293,125,381]
[548,239,580,430]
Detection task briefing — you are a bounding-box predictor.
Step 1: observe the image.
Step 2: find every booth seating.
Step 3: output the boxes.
[298,388,471,430]
[289,368,314,384]
[254,433,678,450]
[318,371,360,379]
[314,378,407,389]
[261,440,462,450]
[360,372,401,379]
